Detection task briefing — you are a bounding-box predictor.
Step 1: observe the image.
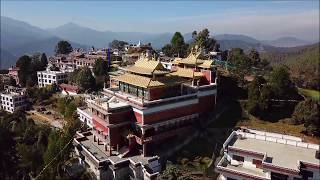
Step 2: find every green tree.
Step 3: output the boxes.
[292,99,319,136]
[228,48,251,84]
[247,76,271,116]
[269,66,296,99]
[76,67,95,91]
[109,40,128,50]
[40,53,48,70]
[16,55,32,87]
[161,44,174,57]
[248,49,260,66]
[55,41,73,55]
[247,77,261,115]
[162,32,188,57]
[193,28,218,52]
[93,58,108,76]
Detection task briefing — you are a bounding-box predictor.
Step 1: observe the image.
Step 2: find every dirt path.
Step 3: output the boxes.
[27,110,63,129]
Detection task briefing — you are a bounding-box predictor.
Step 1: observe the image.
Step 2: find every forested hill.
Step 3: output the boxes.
[261,43,320,89]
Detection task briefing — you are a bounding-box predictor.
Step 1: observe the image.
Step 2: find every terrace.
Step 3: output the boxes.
[74,130,159,168]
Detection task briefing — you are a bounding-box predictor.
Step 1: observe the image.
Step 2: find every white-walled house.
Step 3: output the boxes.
[37,70,67,88]
[0,86,27,113]
[217,129,320,180]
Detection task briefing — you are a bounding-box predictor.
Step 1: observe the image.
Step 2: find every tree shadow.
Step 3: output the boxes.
[259,102,298,123]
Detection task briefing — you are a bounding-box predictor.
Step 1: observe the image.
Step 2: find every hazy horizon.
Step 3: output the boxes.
[1,1,319,42]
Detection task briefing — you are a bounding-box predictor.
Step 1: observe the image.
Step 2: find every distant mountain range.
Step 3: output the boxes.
[0,16,317,69]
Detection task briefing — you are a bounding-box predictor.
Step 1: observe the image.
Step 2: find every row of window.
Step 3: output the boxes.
[1,96,24,102]
[38,74,67,79]
[1,106,13,112]
[39,79,55,84]
[119,82,149,99]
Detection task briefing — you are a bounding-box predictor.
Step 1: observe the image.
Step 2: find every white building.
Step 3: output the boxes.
[217,129,320,180]
[77,106,93,128]
[0,86,27,113]
[37,70,67,88]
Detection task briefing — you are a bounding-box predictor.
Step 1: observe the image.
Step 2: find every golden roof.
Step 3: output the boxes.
[171,58,182,65]
[179,52,204,65]
[198,60,214,69]
[170,68,203,79]
[115,73,163,88]
[115,73,186,88]
[126,58,169,75]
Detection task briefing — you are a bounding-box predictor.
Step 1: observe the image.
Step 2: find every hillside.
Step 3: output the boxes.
[0,48,17,69]
[262,43,320,89]
[262,37,311,47]
[0,17,86,69]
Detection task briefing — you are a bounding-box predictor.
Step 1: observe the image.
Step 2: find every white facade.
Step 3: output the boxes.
[1,92,26,113]
[37,71,67,88]
[77,107,93,128]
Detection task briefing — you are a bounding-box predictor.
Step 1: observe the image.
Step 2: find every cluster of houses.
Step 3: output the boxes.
[1,42,319,180]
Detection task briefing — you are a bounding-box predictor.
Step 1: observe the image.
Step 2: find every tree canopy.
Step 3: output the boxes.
[191,29,219,52]
[269,66,296,99]
[93,58,109,76]
[75,67,95,91]
[162,32,188,57]
[55,41,73,55]
[109,40,128,50]
[291,99,319,136]
[40,53,48,70]
[16,53,49,87]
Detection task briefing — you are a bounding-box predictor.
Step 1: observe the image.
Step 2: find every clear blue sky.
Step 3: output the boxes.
[1,1,319,41]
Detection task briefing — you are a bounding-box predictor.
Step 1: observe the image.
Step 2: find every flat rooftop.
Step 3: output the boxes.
[231,136,319,170]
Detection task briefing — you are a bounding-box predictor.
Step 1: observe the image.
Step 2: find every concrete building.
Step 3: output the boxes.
[217,129,320,180]
[73,51,218,179]
[37,70,67,88]
[0,86,27,113]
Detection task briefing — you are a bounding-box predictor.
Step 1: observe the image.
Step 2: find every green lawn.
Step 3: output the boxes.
[298,88,320,101]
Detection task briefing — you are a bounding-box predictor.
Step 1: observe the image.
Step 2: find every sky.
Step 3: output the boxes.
[1,0,319,41]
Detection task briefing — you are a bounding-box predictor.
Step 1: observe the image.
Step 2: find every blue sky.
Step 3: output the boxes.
[1,1,319,41]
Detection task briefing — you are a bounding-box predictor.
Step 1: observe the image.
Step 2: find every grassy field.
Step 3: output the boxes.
[298,88,320,101]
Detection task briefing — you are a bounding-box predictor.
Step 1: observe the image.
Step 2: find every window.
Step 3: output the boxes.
[232,155,244,162]
[138,87,144,97]
[48,75,51,78]
[143,89,149,100]
[49,80,52,83]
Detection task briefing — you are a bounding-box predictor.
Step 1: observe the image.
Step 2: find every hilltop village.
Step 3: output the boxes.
[0,30,319,180]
